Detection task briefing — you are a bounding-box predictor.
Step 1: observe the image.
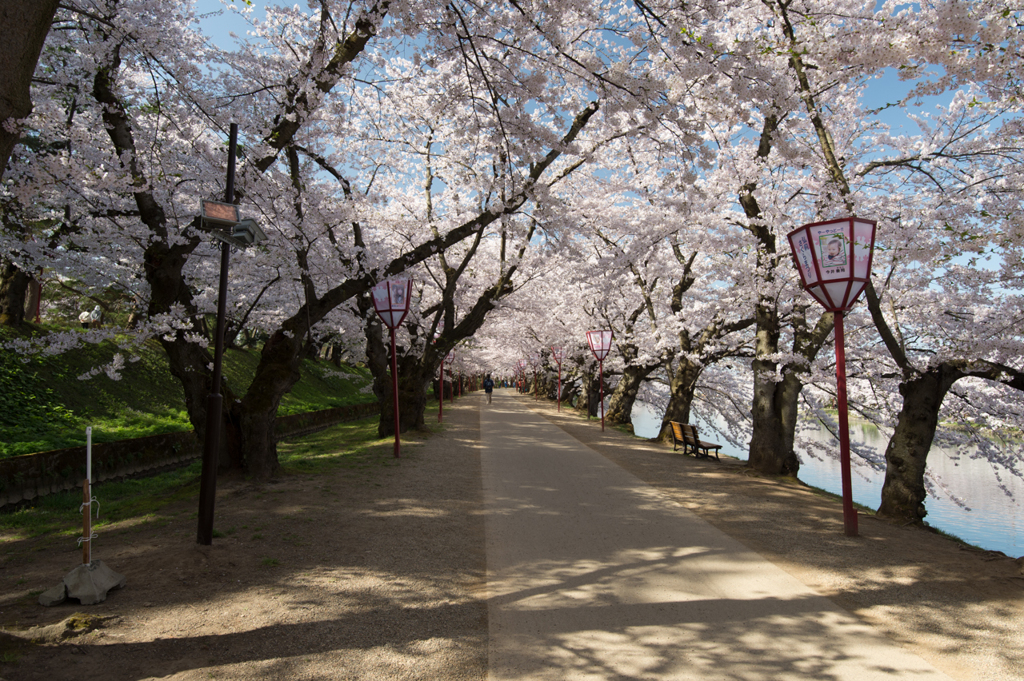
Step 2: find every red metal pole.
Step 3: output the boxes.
[834,312,858,536]
[599,360,605,432]
[391,328,401,458]
[557,362,562,412]
[438,355,444,422]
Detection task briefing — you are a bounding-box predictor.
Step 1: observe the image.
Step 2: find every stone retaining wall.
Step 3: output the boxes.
[0,402,380,508]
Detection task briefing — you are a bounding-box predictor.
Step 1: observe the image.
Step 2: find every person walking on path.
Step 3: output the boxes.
[483,374,495,403]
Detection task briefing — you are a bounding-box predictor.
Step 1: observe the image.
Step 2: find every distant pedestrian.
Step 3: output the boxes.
[483,374,495,404]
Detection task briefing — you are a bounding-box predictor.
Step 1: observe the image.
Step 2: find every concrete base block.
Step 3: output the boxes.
[39,561,126,606]
[37,583,68,607]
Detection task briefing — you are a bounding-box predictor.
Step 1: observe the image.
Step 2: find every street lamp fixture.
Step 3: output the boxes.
[586,330,613,431]
[787,217,876,313]
[201,199,268,248]
[787,216,877,537]
[200,200,239,225]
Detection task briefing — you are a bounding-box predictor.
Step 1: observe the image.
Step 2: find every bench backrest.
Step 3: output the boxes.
[680,423,700,445]
[670,421,685,441]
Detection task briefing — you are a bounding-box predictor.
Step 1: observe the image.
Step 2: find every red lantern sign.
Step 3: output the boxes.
[372,279,412,329]
[786,217,876,312]
[372,280,412,458]
[446,349,455,404]
[586,330,614,431]
[586,330,613,360]
[787,217,877,538]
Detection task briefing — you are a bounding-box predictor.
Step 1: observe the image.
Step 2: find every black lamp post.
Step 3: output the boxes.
[586,330,613,431]
[196,124,267,546]
[551,346,564,411]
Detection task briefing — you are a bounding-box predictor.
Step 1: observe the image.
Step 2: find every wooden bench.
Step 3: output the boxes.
[669,421,721,461]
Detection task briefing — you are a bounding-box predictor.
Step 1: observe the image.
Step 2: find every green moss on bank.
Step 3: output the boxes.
[0,330,371,458]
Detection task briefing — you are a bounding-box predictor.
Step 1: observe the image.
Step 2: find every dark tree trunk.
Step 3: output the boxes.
[234,329,307,479]
[143,232,234,468]
[606,362,657,425]
[747,302,829,476]
[362,311,431,437]
[544,374,558,400]
[735,112,808,477]
[747,300,802,475]
[749,360,804,476]
[380,359,431,436]
[560,376,580,408]
[24,272,40,322]
[658,358,702,441]
[0,260,29,326]
[877,368,959,524]
[574,370,602,418]
[0,0,61,173]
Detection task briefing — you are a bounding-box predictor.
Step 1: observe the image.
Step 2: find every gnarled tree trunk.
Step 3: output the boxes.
[658,357,702,441]
[606,362,658,426]
[0,0,61,172]
[747,301,802,475]
[234,328,308,479]
[574,369,604,418]
[0,260,29,326]
[362,313,429,437]
[24,273,41,322]
[876,368,959,524]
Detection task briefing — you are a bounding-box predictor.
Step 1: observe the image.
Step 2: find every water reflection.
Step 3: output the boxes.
[631,402,1024,558]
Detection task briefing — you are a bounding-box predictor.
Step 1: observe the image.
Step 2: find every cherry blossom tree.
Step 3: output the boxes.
[753,0,1024,520]
[3,0,1021,520]
[2,0,665,479]
[0,0,62,325]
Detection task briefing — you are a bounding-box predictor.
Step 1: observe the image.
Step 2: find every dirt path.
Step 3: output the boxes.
[0,403,487,681]
[1,390,1023,680]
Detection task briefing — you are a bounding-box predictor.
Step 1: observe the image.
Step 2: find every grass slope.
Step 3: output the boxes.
[0,415,400,541]
[0,333,372,458]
